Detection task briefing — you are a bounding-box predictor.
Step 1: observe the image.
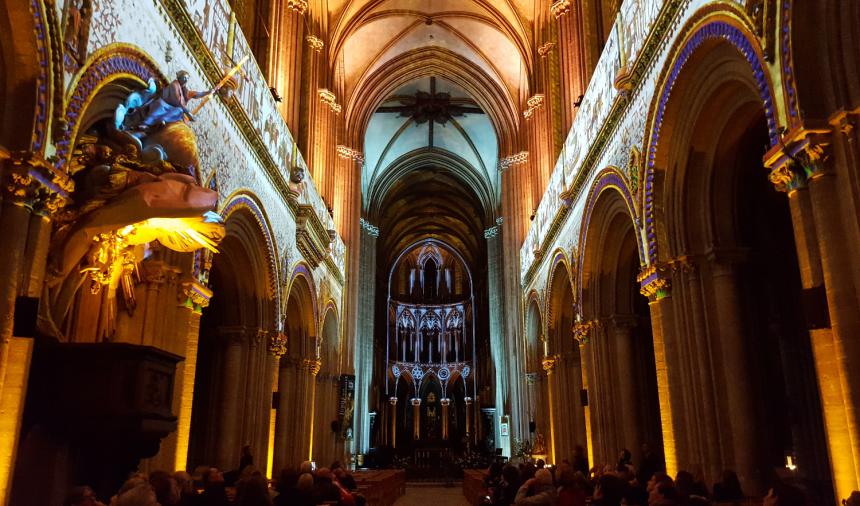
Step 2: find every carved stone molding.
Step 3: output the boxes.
[538,42,556,57]
[523,94,545,119]
[287,0,308,14]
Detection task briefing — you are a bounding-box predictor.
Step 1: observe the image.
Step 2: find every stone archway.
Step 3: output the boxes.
[545,257,587,464]
[648,21,832,499]
[579,182,663,473]
[273,268,318,473]
[524,297,550,452]
[189,202,278,474]
[312,307,342,467]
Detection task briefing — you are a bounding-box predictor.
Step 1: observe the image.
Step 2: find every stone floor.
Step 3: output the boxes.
[392,485,471,506]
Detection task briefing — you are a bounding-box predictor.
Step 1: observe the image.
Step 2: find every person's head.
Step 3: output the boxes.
[277,468,299,492]
[299,460,313,474]
[149,470,180,506]
[674,471,694,497]
[502,465,520,486]
[64,486,99,506]
[618,449,632,463]
[173,471,194,494]
[535,468,553,487]
[556,463,576,487]
[647,473,672,494]
[115,484,158,506]
[236,474,272,506]
[521,463,537,481]
[203,467,224,488]
[242,444,252,457]
[315,467,333,483]
[649,480,677,505]
[330,460,343,471]
[176,71,190,85]
[765,482,806,506]
[535,459,546,469]
[297,473,314,492]
[721,469,743,494]
[844,491,860,506]
[488,461,503,478]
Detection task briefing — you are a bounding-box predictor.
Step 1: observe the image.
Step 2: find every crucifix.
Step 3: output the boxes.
[376,77,484,147]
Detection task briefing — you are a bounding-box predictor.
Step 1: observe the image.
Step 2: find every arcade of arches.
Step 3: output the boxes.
[0,0,859,505]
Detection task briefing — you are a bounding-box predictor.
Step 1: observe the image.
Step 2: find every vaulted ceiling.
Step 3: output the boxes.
[332,0,536,269]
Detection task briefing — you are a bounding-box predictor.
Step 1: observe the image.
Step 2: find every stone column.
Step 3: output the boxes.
[441,398,450,440]
[638,266,680,477]
[485,223,507,454]
[542,356,558,463]
[354,219,378,454]
[607,315,639,457]
[573,321,595,467]
[767,133,860,499]
[302,357,321,461]
[217,327,246,470]
[389,397,398,448]
[412,398,421,440]
[262,333,286,476]
[273,356,298,475]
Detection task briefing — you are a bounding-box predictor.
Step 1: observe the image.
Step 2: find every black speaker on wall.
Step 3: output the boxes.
[580,388,588,407]
[529,421,536,433]
[13,296,38,337]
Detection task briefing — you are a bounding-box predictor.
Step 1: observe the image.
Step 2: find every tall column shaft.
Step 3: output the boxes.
[217,331,245,470]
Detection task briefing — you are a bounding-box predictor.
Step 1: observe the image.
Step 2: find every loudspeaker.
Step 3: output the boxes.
[529,421,536,433]
[13,296,39,337]
[272,392,279,409]
[802,285,830,330]
[580,388,588,406]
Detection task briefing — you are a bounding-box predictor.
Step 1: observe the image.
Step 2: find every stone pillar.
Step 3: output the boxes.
[708,251,763,493]
[573,321,595,467]
[441,398,450,440]
[411,398,421,440]
[767,133,860,499]
[217,327,246,470]
[638,266,680,477]
[542,356,558,463]
[464,396,474,441]
[389,397,398,448]
[607,315,639,457]
[302,357,321,461]
[485,223,507,454]
[354,219,378,454]
[262,333,286,475]
[273,357,298,475]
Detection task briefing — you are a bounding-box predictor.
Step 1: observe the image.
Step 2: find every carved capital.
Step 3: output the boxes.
[305,35,324,52]
[525,372,538,385]
[764,127,833,192]
[2,151,73,215]
[389,396,398,405]
[287,0,308,14]
[360,217,379,237]
[541,355,558,374]
[180,279,213,313]
[537,42,556,57]
[303,358,322,376]
[572,320,595,345]
[637,264,671,301]
[499,151,528,171]
[336,145,364,163]
[523,94,545,119]
[268,332,288,357]
[318,89,342,114]
[463,396,473,405]
[440,398,451,406]
[411,398,422,407]
[551,0,572,18]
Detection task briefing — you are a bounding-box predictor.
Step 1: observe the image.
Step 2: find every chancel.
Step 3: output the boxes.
[0,1,858,505]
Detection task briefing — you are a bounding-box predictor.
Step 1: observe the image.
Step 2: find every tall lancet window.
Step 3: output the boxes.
[423,258,438,300]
